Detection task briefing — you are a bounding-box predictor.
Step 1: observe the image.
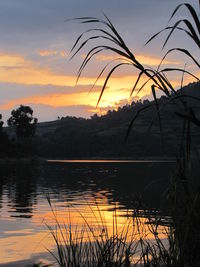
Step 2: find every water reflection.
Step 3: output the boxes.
[0,161,175,265]
[0,164,38,217]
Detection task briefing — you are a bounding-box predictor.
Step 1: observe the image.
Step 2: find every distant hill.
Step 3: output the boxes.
[31,81,200,159]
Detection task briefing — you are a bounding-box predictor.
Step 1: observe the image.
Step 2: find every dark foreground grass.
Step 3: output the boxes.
[43,195,177,267]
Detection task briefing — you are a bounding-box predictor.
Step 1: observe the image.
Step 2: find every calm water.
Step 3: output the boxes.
[0,160,175,266]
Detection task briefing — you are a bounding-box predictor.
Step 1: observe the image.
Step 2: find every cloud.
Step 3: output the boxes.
[0,82,100,104]
[0,52,162,92]
[38,50,58,57]
[0,53,25,68]
[38,50,68,57]
[0,52,74,86]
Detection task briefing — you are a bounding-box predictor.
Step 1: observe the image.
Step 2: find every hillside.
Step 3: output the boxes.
[35,82,200,158]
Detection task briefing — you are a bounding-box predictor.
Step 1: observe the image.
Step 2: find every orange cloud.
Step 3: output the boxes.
[38,50,68,57]
[0,51,191,89]
[0,52,76,86]
[38,50,58,56]
[0,52,148,90]
[0,53,25,68]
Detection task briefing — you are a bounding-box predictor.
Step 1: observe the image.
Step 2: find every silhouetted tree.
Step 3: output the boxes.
[7,105,38,140]
[7,106,38,156]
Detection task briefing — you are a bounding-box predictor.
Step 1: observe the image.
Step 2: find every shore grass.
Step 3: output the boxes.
[44,195,176,267]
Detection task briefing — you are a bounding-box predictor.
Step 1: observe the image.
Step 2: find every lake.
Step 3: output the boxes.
[0,160,175,266]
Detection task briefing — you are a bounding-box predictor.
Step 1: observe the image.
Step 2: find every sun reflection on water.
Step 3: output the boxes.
[0,193,168,265]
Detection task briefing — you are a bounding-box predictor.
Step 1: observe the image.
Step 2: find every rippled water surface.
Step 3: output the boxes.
[0,160,175,266]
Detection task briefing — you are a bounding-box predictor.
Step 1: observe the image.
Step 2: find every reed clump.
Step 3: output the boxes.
[45,196,176,267]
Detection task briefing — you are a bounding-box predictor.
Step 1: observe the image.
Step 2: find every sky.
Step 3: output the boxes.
[0,0,199,123]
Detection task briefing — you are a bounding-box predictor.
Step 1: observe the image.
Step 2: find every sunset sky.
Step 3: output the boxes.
[0,0,199,122]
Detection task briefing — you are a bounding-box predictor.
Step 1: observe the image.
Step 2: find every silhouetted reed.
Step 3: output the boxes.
[43,1,200,266]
